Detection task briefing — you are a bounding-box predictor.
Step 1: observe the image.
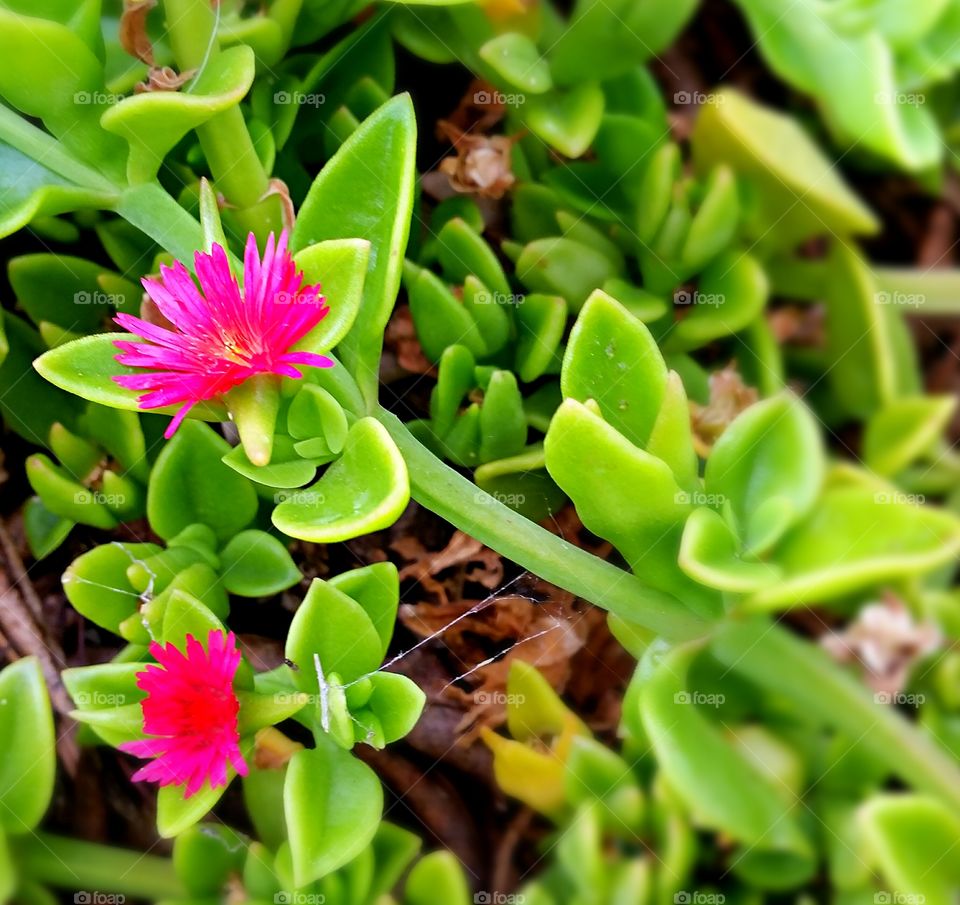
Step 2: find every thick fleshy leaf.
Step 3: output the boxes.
[860,795,960,904]
[863,395,956,477]
[219,530,301,597]
[292,95,417,403]
[664,251,769,352]
[479,33,551,94]
[0,140,113,239]
[293,238,370,353]
[679,506,782,592]
[63,541,161,633]
[517,237,621,313]
[272,418,409,542]
[285,578,384,689]
[102,46,256,182]
[522,83,605,158]
[34,333,228,422]
[747,482,960,610]
[0,659,56,833]
[148,422,259,543]
[639,643,815,888]
[284,740,383,887]
[691,88,878,249]
[561,290,668,449]
[705,393,825,554]
[405,851,471,905]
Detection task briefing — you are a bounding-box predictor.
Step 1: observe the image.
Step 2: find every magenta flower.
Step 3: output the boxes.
[120,630,248,798]
[113,230,332,439]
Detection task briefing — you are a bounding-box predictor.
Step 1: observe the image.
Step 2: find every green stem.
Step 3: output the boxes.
[0,105,119,195]
[11,832,184,900]
[712,618,960,812]
[162,0,281,237]
[375,406,709,641]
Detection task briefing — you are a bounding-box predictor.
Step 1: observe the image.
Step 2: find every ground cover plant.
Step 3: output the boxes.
[1,0,960,903]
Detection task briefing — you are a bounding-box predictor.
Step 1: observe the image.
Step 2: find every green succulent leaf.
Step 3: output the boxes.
[704,393,825,555]
[102,46,257,182]
[219,530,301,597]
[272,417,409,543]
[0,659,56,834]
[148,422,259,543]
[284,739,383,887]
[292,94,416,404]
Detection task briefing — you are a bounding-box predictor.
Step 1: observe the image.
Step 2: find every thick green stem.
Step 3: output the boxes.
[713,618,960,812]
[376,407,709,641]
[11,833,184,900]
[162,0,281,237]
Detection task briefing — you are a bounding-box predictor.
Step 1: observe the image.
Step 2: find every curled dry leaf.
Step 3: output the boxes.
[135,66,197,93]
[690,363,759,455]
[821,594,942,698]
[437,121,516,200]
[120,0,156,66]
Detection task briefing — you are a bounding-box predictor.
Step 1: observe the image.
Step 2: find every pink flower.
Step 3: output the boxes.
[120,630,248,798]
[113,230,332,438]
